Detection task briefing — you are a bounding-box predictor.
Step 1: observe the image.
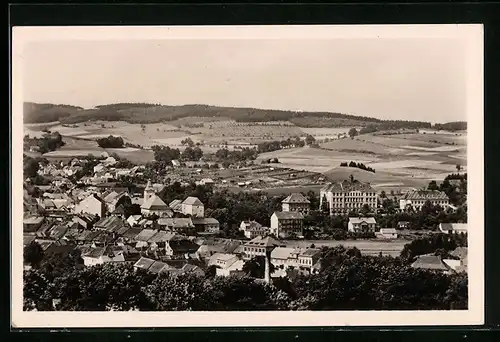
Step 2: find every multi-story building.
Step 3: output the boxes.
[242,236,283,260]
[270,211,304,238]
[281,193,310,214]
[399,190,449,211]
[319,180,378,215]
[239,220,269,239]
[181,197,205,218]
[74,194,106,218]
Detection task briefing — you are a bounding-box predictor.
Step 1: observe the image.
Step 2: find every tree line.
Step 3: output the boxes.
[24,131,65,154]
[340,161,375,173]
[23,244,467,311]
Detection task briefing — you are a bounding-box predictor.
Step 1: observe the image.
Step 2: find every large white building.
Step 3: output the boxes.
[399,190,449,211]
[319,180,377,215]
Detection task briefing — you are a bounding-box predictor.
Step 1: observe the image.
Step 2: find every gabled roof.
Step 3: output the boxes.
[282,193,310,204]
[94,216,127,232]
[169,199,183,211]
[245,236,282,248]
[272,211,304,220]
[450,247,468,259]
[149,261,168,274]
[134,257,155,270]
[321,180,375,193]
[141,195,168,210]
[411,254,452,271]
[182,196,203,206]
[405,190,449,201]
[135,229,158,242]
[440,223,468,232]
[191,217,220,225]
[271,247,297,260]
[157,218,194,229]
[300,248,321,257]
[148,231,180,243]
[349,217,377,224]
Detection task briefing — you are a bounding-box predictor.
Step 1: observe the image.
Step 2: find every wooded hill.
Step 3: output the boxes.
[23,102,456,130]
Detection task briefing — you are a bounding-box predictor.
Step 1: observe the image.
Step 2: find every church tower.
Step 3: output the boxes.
[144,180,155,203]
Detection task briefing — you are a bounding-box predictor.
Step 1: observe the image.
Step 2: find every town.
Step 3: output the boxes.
[22,134,468,311]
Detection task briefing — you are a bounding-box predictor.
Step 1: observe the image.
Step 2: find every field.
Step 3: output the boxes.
[24,117,467,194]
[42,136,155,164]
[255,131,466,192]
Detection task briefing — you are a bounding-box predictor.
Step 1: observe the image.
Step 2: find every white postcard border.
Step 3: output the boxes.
[11,24,484,328]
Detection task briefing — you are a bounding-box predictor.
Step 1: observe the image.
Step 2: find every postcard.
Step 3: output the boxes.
[11,24,484,328]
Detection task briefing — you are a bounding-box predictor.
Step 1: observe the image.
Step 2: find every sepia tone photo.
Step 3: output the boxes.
[11,25,484,327]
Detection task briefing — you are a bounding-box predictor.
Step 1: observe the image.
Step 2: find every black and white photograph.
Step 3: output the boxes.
[11,25,484,327]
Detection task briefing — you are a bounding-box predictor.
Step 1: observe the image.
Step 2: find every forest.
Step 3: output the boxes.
[24,102,437,129]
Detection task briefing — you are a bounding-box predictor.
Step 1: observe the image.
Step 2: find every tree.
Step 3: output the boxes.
[349,174,355,183]
[181,138,195,147]
[321,195,330,214]
[97,135,124,148]
[193,147,203,161]
[242,256,275,279]
[348,128,358,139]
[380,190,387,199]
[361,204,371,216]
[23,156,40,178]
[456,164,462,172]
[305,135,316,145]
[428,180,439,191]
[24,241,44,267]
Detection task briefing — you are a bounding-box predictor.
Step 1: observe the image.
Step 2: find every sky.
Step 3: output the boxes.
[22,37,467,123]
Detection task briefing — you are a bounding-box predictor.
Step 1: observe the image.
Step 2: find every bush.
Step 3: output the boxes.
[97,135,124,148]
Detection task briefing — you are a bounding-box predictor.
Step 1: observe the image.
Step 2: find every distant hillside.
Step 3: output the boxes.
[433,121,467,132]
[23,102,433,129]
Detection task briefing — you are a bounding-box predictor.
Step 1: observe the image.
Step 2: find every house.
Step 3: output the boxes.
[347,217,377,233]
[81,246,126,267]
[103,190,130,213]
[181,197,204,217]
[23,216,45,233]
[242,236,283,260]
[47,224,69,240]
[74,194,106,218]
[133,257,155,272]
[195,239,243,261]
[239,220,269,239]
[377,228,398,239]
[141,195,172,217]
[157,218,196,235]
[208,253,245,277]
[171,160,181,167]
[446,247,468,272]
[270,247,321,272]
[165,238,200,258]
[36,222,56,238]
[439,223,468,234]
[94,216,128,234]
[73,213,99,230]
[35,239,73,257]
[281,193,310,214]
[411,254,453,273]
[192,217,220,233]
[126,215,142,227]
[400,190,449,211]
[298,248,322,271]
[134,229,159,249]
[320,180,378,215]
[270,211,304,238]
